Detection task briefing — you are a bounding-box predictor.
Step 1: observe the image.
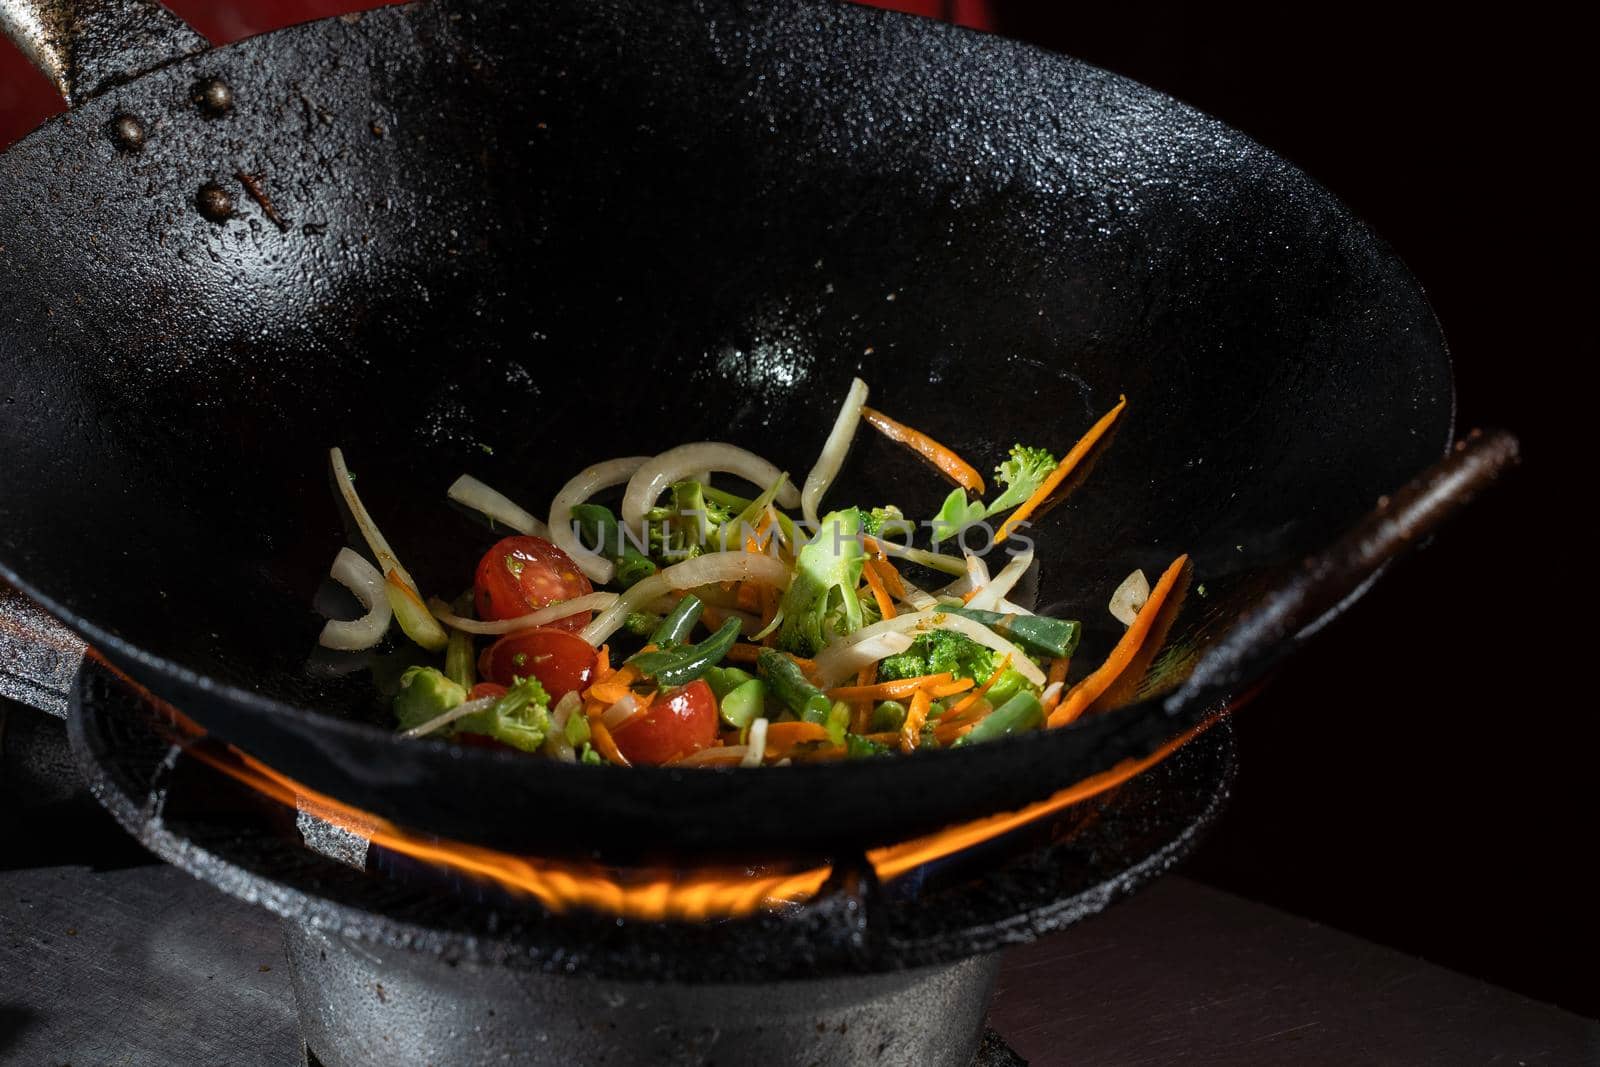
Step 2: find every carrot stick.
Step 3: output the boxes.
[826,673,956,702]
[1047,657,1070,687]
[997,395,1127,543]
[861,407,986,493]
[927,677,976,699]
[851,664,877,734]
[865,554,907,601]
[1047,554,1188,728]
[588,720,631,767]
[862,562,896,621]
[943,656,1011,720]
[900,689,932,753]
[763,720,834,758]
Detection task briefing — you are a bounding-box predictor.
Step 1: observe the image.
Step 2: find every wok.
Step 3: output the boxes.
[0,0,1510,859]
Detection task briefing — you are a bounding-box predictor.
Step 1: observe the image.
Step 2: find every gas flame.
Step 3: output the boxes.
[184,717,1222,921]
[101,652,1236,922]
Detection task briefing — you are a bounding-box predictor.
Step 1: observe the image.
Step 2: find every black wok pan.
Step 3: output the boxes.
[0,0,1509,860]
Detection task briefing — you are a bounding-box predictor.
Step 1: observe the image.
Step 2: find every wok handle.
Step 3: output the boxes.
[0,0,207,106]
[1167,428,1521,712]
[0,580,84,718]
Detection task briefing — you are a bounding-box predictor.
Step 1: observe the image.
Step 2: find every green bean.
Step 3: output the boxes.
[757,648,832,724]
[955,692,1044,746]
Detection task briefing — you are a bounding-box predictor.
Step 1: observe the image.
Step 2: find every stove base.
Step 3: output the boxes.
[285,919,1002,1067]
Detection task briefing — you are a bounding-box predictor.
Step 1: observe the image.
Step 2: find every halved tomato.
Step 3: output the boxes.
[474,535,593,632]
[479,627,597,699]
[610,680,718,765]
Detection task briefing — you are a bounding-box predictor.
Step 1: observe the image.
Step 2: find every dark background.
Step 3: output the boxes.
[1,0,1588,1017]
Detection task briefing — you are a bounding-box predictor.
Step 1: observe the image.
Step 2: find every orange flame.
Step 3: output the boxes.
[99,651,1239,923]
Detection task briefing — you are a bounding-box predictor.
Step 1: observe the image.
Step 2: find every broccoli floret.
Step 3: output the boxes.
[984,444,1057,517]
[776,508,866,656]
[393,667,467,732]
[456,675,552,753]
[861,505,915,541]
[928,487,987,547]
[877,630,999,683]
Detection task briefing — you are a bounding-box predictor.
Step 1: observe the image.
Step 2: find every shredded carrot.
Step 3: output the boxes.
[943,656,1012,720]
[997,395,1127,543]
[588,720,631,766]
[934,715,984,744]
[865,554,907,601]
[586,663,642,705]
[1047,553,1188,728]
[861,731,900,745]
[1047,657,1070,687]
[594,645,611,678]
[735,581,762,613]
[900,689,932,753]
[851,664,877,734]
[927,677,975,699]
[606,689,656,731]
[862,562,896,621]
[763,720,834,758]
[861,407,986,493]
[827,673,956,702]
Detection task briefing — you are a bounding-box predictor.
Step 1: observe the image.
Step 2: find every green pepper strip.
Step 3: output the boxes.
[944,605,1081,659]
[649,594,704,646]
[629,616,742,689]
[756,648,832,724]
[570,503,657,588]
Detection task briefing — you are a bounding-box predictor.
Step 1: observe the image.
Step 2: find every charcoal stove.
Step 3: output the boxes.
[64,656,1233,1066]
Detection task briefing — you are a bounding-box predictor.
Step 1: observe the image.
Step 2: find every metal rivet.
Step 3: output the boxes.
[197,182,233,222]
[192,77,235,117]
[109,114,146,152]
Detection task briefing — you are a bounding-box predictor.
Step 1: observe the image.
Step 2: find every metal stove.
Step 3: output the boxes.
[60,656,1233,1066]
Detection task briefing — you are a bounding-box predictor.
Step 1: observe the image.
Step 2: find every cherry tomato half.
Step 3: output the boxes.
[467,683,508,702]
[474,535,593,631]
[611,679,718,765]
[480,627,597,700]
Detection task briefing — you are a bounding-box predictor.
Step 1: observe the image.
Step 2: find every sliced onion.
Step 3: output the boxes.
[1109,569,1151,627]
[877,539,968,577]
[548,456,650,585]
[602,694,641,730]
[318,548,393,651]
[1042,681,1064,707]
[400,695,497,739]
[428,592,619,635]
[448,474,550,537]
[551,690,582,732]
[811,608,1046,688]
[621,443,798,538]
[678,745,749,767]
[967,547,1034,612]
[800,377,868,529]
[580,551,792,646]
[329,448,449,652]
[810,630,917,688]
[896,575,939,612]
[741,718,769,767]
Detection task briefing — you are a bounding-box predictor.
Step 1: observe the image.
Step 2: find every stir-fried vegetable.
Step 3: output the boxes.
[570,503,657,588]
[628,616,742,688]
[775,508,866,656]
[757,648,833,724]
[322,379,1188,770]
